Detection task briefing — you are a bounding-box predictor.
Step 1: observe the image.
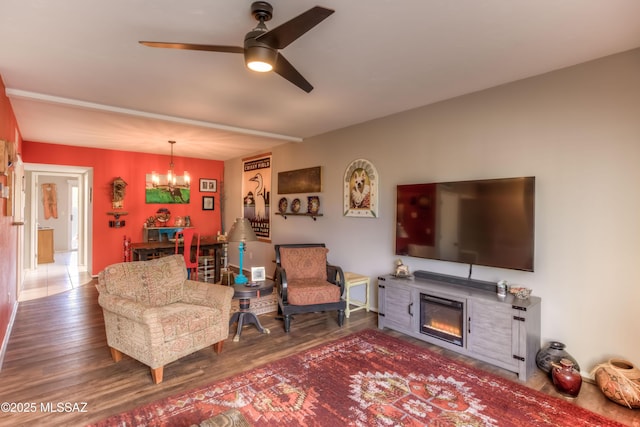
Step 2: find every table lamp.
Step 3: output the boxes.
[227,217,258,284]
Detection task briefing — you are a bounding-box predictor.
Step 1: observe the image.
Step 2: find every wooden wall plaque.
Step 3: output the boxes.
[277,166,322,194]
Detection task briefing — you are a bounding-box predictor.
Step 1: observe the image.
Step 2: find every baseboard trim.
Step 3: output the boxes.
[0,300,19,371]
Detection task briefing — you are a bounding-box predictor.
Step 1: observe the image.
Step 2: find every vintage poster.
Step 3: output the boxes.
[242,153,271,241]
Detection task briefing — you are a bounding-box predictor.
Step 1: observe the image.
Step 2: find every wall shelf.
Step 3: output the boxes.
[143,226,191,242]
[275,212,323,221]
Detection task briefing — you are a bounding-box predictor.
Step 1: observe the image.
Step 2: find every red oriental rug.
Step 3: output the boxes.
[91,329,624,427]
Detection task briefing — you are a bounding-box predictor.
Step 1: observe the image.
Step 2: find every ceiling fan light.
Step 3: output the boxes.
[245,45,276,72]
[247,60,273,72]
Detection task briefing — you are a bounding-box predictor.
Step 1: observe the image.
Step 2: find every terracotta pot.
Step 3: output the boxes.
[593,358,640,409]
[552,358,582,397]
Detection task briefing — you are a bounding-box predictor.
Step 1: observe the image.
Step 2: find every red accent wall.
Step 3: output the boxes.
[23,141,225,275]
[0,76,22,351]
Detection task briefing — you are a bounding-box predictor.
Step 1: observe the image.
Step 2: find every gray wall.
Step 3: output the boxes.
[225,48,640,374]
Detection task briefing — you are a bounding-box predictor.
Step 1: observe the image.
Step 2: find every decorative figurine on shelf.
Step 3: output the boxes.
[107,211,128,228]
[112,177,127,209]
[145,216,156,228]
[509,286,532,300]
[393,259,411,278]
[497,280,508,297]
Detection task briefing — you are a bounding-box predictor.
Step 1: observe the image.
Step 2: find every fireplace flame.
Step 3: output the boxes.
[425,320,462,338]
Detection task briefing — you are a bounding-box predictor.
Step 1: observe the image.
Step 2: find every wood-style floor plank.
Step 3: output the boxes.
[0,283,637,426]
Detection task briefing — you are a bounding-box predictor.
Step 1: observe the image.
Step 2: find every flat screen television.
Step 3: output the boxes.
[395,177,535,271]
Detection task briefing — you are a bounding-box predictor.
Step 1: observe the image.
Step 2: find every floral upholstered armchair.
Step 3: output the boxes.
[274,244,346,332]
[97,254,234,383]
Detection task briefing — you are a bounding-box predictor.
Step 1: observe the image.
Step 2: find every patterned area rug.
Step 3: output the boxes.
[90,329,624,427]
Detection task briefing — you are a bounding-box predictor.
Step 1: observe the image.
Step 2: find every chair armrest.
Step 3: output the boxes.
[98,292,150,323]
[275,265,289,302]
[327,264,345,295]
[98,293,166,347]
[182,280,234,318]
[95,282,107,294]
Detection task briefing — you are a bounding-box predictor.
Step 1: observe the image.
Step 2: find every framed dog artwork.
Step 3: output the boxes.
[343,158,378,218]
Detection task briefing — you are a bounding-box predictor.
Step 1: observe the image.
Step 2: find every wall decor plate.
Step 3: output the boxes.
[278,197,288,214]
[291,198,301,213]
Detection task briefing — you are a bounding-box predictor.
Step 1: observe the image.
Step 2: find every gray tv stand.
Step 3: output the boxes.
[378,270,541,381]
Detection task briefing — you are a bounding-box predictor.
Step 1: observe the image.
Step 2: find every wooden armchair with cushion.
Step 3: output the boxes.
[274,243,346,333]
[96,254,234,383]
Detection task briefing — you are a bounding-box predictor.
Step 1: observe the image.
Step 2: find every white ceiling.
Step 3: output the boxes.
[2,0,640,161]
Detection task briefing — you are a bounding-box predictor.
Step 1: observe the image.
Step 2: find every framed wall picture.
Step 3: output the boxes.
[199,178,217,192]
[202,196,215,211]
[145,173,190,204]
[343,158,379,218]
[251,266,266,282]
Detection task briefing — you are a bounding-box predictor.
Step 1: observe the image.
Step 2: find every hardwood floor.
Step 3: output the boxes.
[0,283,637,426]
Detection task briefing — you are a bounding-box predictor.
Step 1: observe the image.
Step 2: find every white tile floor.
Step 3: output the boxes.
[20,251,94,302]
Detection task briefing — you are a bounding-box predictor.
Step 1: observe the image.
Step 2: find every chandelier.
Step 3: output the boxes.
[151,141,190,189]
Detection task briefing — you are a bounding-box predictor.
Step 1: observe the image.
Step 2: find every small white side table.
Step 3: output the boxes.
[343,272,370,318]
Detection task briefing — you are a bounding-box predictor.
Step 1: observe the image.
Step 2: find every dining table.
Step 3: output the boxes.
[130,235,224,283]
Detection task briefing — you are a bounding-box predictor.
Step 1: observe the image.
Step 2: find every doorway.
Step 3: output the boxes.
[23,164,93,284]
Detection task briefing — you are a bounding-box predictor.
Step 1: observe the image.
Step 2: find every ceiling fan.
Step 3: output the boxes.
[139,2,334,93]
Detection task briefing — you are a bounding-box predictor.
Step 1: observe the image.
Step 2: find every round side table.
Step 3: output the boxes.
[229,279,274,342]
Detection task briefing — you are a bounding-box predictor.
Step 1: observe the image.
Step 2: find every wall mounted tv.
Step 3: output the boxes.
[395,177,535,272]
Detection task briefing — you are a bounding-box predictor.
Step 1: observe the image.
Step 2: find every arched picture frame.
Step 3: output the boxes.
[343,159,378,218]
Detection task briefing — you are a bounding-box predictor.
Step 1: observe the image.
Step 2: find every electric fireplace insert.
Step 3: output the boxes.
[420,293,464,346]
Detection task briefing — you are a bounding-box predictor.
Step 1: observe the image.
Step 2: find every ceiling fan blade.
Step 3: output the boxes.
[273,53,313,93]
[256,6,334,49]
[139,41,244,54]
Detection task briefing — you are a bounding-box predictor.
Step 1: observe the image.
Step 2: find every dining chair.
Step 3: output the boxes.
[175,228,200,280]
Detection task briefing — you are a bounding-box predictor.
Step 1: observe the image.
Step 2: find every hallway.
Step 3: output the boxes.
[20,251,94,301]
